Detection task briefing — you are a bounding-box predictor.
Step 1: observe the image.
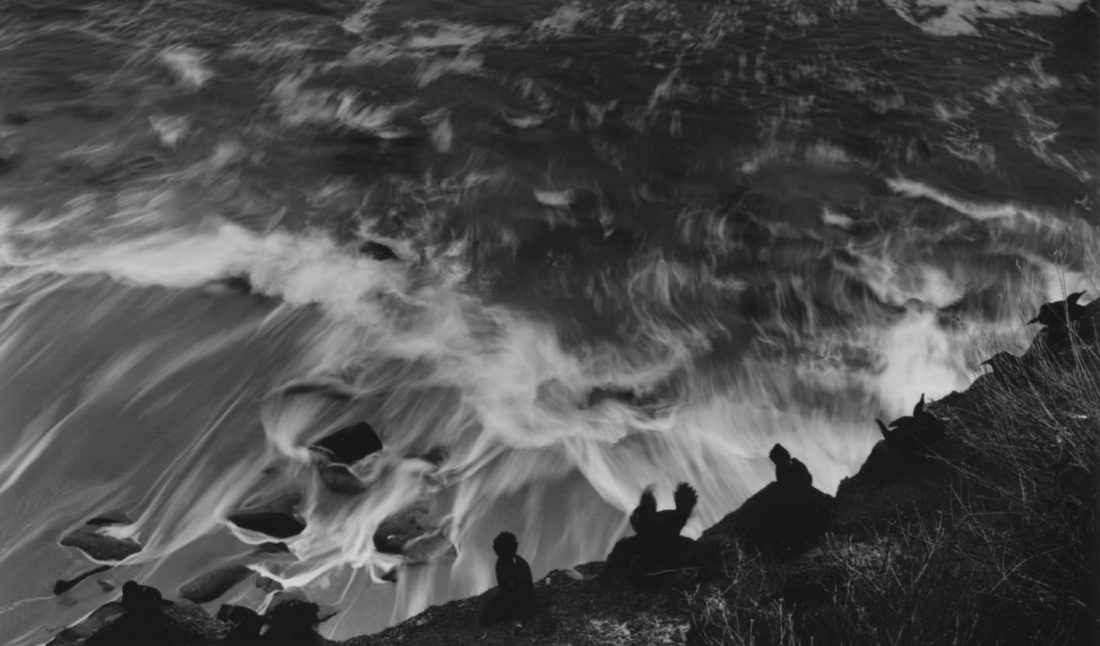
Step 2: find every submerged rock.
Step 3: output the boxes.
[374,506,432,555]
[228,493,305,539]
[201,275,258,297]
[60,516,142,562]
[318,464,369,493]
[228,511,305,539]
[53,564,112,595]
[359,240,399,261]
[310,421,383,465]
[46,602,126,645]
[180,564,254,603]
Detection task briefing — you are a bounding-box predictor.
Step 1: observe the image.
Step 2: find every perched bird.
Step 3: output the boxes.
[1028,291,1088,328]
[875,394,945,453]
[629,482,698,542]
[769,444,812,488]
[481,532,535,625]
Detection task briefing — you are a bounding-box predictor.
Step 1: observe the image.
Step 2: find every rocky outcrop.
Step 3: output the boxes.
[46,295,1099,646]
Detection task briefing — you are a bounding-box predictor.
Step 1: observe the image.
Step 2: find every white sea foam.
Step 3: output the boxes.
[159,46,215,89]
[884,0,1084,36]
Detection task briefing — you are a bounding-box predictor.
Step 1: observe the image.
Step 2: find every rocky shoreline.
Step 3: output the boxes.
[46,295,1099,645]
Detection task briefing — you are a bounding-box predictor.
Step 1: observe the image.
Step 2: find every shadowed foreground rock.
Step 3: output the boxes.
[701,445,834,558]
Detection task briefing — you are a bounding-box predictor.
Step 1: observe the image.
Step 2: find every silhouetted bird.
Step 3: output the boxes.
[769,444,812,488]
[630,482,698,544]
[481,531,536,625]
[875,394,946,453]
[1028,291,1087,328]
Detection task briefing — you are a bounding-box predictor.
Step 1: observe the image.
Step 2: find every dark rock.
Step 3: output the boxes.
[602,534,705,587]
[603,483,701,583]
[255,576,284,593]
[359,240,399,261]
[54,564,112,595]
[251,542,291,555]
[318,463,368,493]
[584,386,663,410]
[420,445,447,465]
[85,511,132,526]
[228,493,305,539]
[227,510,305,539]
[374,506,431,555]
[310,421,383,465]
[218,603,261,624]
[701,481,835,558]
[121,581,163,614]
[219,604,266,643]
[264,599,326,645]
[202,275,256,297]
[46,602,126,645]
[179,564,253,603]
[60,519,142,562]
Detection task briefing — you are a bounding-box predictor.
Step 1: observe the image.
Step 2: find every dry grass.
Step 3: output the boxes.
[688,329,1098,645]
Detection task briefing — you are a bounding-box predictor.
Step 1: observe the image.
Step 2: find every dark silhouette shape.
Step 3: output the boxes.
[264,599,324,645]
[219,604,266,644]
[1028,291,1087,328]
[603,483,701,584]
[630,482,698,543]
[874,394,946,454]
[769,444,812,488]
[310,421,383,465]
[120,581,163,614]
[359,240,399,261]
[227,510,305,539]
[481,531,536,625]
[53,564,112,595]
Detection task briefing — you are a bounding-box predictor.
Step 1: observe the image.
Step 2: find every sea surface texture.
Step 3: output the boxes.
[0,0,1096,643]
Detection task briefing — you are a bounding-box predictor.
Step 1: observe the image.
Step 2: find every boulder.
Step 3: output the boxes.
[227,511,305,539]
[228,493,305,539]
[179,564,253,603]
[702,482,835,559]
[60,517,142,562]
[310,421,383,465]
[373,506,432,555]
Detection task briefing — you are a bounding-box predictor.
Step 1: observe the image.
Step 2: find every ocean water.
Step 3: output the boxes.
[0,0,1096,643]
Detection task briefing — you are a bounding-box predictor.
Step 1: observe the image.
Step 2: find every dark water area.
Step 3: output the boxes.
[0,0,1096,643]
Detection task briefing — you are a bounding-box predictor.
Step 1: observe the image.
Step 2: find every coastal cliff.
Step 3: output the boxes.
[49,304,1099,646]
